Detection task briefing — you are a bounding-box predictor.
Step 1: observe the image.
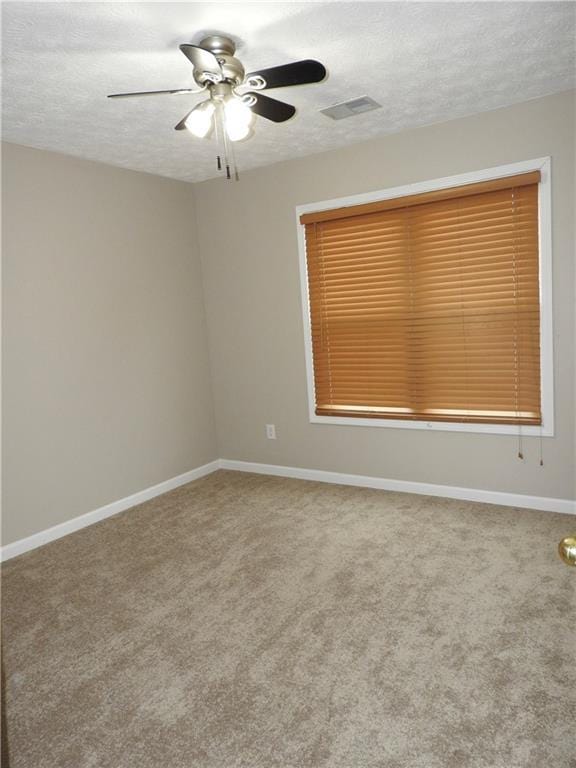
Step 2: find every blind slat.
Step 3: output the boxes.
[305,181,541,425]
[300,171,541,224]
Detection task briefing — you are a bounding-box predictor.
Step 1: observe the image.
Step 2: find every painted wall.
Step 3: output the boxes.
[2,143,217,544]
[195,91,575,501]
[3,91,574,549]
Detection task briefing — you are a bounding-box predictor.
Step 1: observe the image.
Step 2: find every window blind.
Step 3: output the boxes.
[301,171,542,425]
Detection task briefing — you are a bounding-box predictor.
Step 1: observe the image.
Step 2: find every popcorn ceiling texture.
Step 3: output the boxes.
[2,2,575,183]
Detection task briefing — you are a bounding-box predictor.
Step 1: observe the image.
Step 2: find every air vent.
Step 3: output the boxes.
[320,96,382,120]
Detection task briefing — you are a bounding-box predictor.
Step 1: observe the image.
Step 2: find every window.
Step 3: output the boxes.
[297,159,553,435]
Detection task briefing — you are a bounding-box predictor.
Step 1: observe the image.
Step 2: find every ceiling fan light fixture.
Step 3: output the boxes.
[224,97,254,142]
[108,35,327,180]
[225,120,252,142]
[184,100,215,138]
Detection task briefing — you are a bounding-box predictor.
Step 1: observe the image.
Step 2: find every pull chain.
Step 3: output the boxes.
[214,105,223,173]
[214,101,240,181]
[230,133,240,181]
[220,103,232,181]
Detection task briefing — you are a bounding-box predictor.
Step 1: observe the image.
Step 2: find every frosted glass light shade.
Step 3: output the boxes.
[224,98,254,142]
[184,101,216,138]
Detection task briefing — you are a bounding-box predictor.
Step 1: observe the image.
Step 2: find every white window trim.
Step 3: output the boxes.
[296,157,554,437]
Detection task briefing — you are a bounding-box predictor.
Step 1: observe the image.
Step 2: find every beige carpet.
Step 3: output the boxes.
[2,470,575,768]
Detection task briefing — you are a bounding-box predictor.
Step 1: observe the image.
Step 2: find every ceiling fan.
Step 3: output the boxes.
[108,35,327,180]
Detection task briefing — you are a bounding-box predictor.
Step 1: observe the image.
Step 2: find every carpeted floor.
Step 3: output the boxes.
[2,470,575,768]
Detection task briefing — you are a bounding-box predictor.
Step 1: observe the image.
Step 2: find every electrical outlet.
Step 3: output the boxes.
[266,424,277,440]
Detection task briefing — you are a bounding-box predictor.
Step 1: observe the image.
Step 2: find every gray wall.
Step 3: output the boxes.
[195,91,575,501]
[2,143,217,544]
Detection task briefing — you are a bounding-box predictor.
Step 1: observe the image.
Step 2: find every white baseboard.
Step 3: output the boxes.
[219,459,576,516]
[1,460,221,562]
[3,457,574,562]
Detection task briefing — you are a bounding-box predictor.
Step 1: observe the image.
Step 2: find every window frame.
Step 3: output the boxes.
[296,157,554,436]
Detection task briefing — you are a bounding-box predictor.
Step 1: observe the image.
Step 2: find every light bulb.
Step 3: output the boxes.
[224,98,254,142]
[225,120,252,142]
[184,100,215,138]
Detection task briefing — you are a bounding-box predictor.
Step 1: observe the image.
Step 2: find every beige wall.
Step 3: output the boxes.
[2,143,217,544]
[196,91,575,501]
[2,92,574,548]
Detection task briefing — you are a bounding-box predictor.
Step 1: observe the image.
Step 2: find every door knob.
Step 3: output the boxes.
[558,536,576,567]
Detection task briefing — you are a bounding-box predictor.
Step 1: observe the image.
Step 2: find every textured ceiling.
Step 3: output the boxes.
[2,2,575,183]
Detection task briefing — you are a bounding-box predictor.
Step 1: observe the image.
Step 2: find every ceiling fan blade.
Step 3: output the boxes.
[247,93,296,123]
[179,44,222,80]
[174,108,196,131]
[245,60,326,90]
[108,88,199,99]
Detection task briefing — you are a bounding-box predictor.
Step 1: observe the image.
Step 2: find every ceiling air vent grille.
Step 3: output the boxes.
[320,96,382,120]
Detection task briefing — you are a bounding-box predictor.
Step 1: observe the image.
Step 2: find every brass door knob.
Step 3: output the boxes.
[558,536,576,566]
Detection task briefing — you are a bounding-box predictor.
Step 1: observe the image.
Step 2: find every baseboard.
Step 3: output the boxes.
[1,460,221,562]
[219,459,576,516]
[3,457,574,562]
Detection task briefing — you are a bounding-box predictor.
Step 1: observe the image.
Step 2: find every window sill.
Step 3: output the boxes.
[309,413,553,436]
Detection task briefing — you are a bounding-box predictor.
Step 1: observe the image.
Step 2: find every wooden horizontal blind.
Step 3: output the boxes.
[302,172,542,425]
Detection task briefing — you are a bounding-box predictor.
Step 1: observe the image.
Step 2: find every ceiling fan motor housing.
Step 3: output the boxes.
[195,35,245,86]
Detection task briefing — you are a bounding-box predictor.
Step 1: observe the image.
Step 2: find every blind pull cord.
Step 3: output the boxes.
[539,426,544,467]
[512,187,523,462]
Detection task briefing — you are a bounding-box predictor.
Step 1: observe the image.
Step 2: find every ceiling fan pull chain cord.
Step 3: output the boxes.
[213,104,223,172]
[230,137,240,181]
[221,106,232,180]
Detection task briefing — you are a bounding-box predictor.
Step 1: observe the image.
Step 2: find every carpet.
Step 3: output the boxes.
[2,470,575,767]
